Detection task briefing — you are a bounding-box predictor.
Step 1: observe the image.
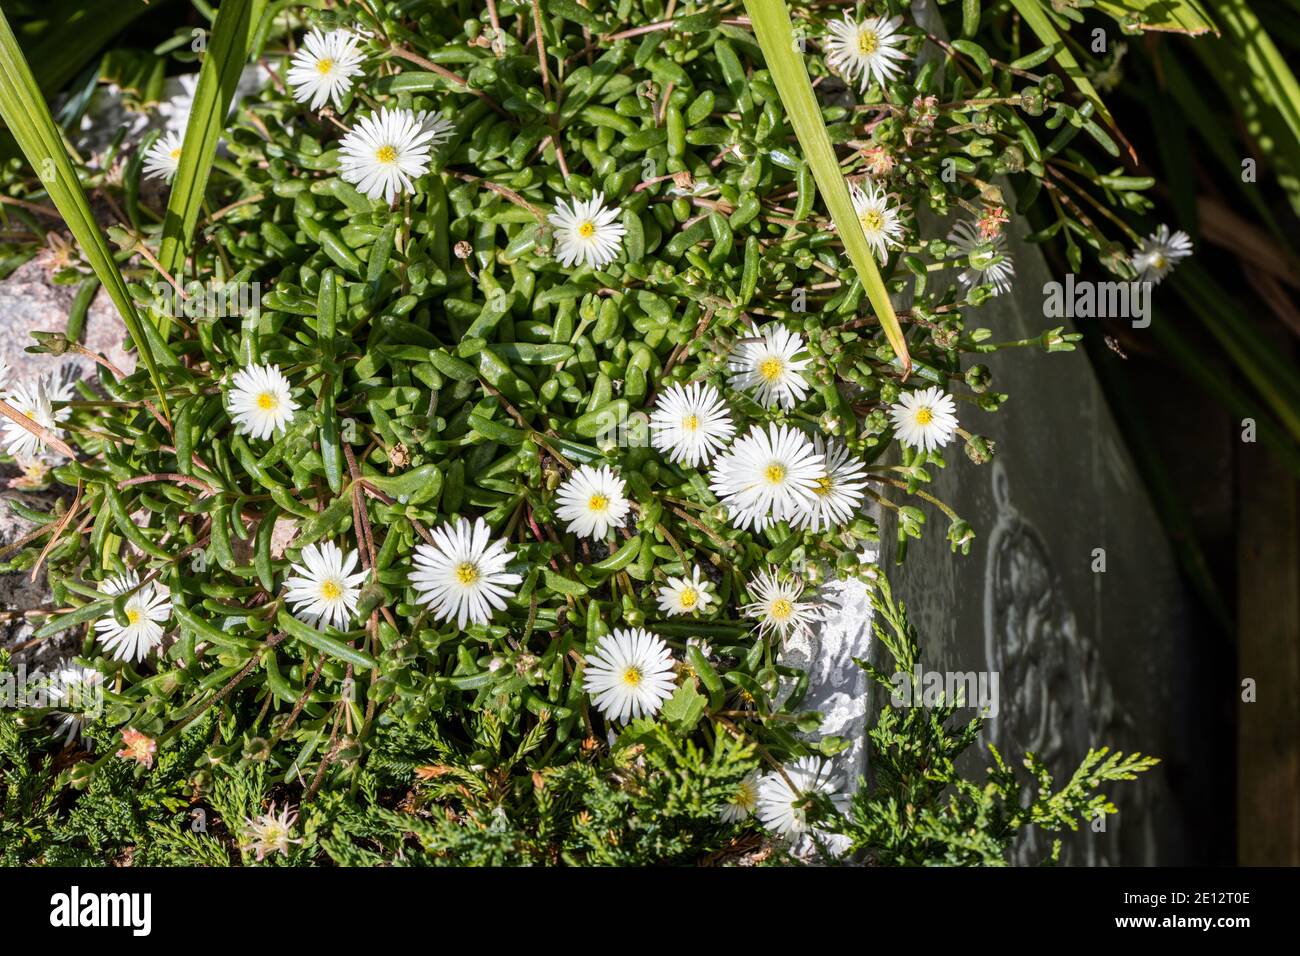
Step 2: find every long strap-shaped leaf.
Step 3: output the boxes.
[741,0,912,376]
[1093,0,1217,35]
[0,8,169,416]
[1209,0,1300,157]
[158,0,265,288]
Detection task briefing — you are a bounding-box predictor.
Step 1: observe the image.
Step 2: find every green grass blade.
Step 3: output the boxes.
[740,0,912,374]
[157,0,266,283]
[1173,265,1300,445]
[0,0,173,160]
[0,7,169,417]
[1148,316,1300,478]
[1204,0,1300,213]
[1094,0,1218,34]
[1008,0,1136,161]
[1153,44,1294,244]
[1212,0,1300,144]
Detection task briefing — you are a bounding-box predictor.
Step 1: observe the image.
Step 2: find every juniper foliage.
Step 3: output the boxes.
[1,570,1154,866]
[840,575,1159,866]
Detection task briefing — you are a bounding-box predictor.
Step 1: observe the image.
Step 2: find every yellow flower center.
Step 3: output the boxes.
[455,562,480,585]
[764,464,786,485]
[858,29,880,55]
[126,608,141,625]
[682,414,699,432]
[578,221,596,238]
[316,57,335,74]
[169,148,182,161]
[588,493,609,512]
[734,780,757,809]
[320,579,342,601]
[1153,254,1167,269]
[622,666,642,687]
[860,210,884,232]
[814,475,834,496]
[257,391,280,411]
[915,407,933,426]
[759,357,784,381]
[375,144,398,164]
[679,587,698,609]
[770,598,794,621]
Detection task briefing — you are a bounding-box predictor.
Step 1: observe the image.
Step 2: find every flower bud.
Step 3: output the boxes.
[965,434,995,465]
[964,364,993,393]
[244,737,272,762]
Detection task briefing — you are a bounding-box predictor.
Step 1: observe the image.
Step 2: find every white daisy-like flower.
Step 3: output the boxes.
[708,424,825,531]
[849,179,905,262]
[686,635,714,660]
[555,464,631,540]
[1,371,73,462]
[243,803,303,862]
[158,66,272,136]
[283,541,368,632]
[582,627,677,722]
[948,220,1015,296]
[1131,224,1193,285]
[548,192,627,270]
[409,516,522,629]
[656,566,716,617]
[649,381,735,467]
[0,359,11,391]
[795,436,869,532]
[757,756,846,838]
[742,567,821,641]
[727,324,812,410]
[888,385,959,453]
[824,14,910,94]
[143,130,184,182]
[415,109,457,148]
[720,770,762,823]
[227,363,297,440]
[96,570,172,663]
[157,74,198,135]
[287,28,366,112]
[46,659,103,744]
[338,107,441,205]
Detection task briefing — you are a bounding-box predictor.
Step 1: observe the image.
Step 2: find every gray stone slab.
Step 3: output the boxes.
[879,207,1198,865]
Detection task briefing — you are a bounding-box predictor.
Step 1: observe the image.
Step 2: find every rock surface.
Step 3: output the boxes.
[0,257,137,382]
[0,255,136,663]
[880,212,1205,865]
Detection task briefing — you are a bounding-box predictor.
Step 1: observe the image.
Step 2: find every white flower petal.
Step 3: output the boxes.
[888,386,959,453]
[582,627,677,721]
[227,363,297,440]
[287,28,366,112]
[410,516,521,629]
[555,464,631,540]
[727,324,812,410]
[548,192,626,270]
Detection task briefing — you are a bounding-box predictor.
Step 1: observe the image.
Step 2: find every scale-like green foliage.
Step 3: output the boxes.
[840,575,1158,866]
